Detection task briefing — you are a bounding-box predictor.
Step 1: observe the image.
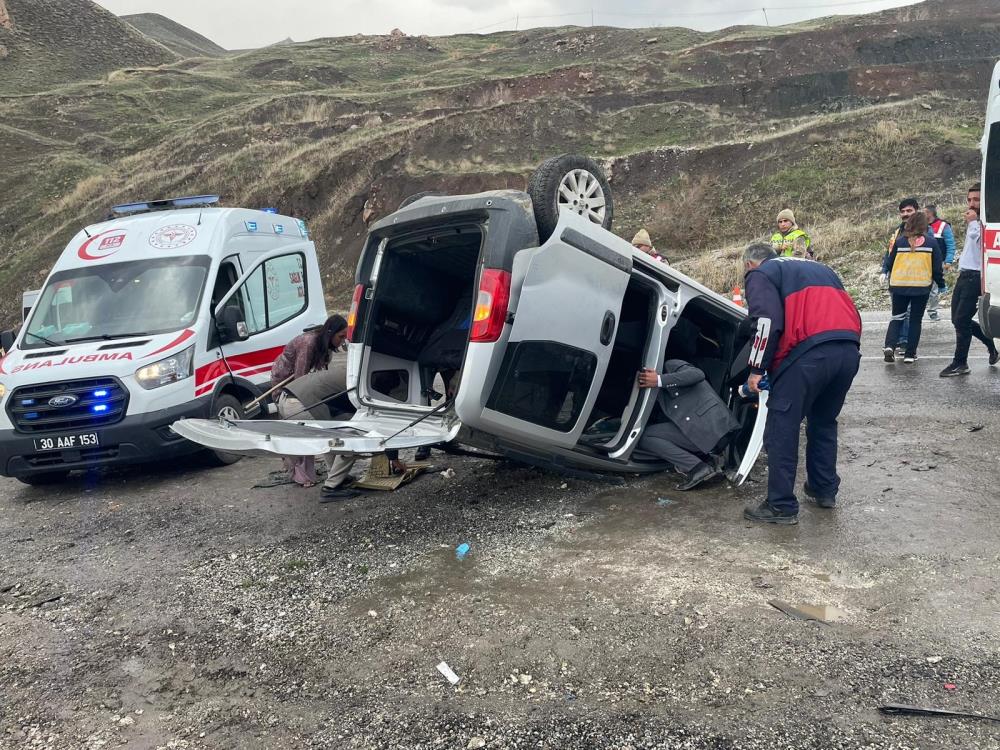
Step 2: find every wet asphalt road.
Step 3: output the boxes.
[0,312,998,749]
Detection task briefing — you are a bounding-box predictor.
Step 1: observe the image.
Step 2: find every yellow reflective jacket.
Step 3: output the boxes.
[770,228,812,257]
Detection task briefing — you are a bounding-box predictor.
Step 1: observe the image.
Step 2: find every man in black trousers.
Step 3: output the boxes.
[939,184,999,377]
[637,360,739,491]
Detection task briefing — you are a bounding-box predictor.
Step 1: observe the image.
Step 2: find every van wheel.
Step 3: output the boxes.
[528,154,614,242]
[204,394,245,466]
[398,190,445,211]
[17,471,69,486]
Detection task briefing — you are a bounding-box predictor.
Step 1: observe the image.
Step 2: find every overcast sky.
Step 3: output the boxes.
[93,0,920,50]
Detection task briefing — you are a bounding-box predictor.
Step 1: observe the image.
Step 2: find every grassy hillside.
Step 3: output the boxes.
[122,13,227,58]
[0,0,176,95]
[0,0,996,323]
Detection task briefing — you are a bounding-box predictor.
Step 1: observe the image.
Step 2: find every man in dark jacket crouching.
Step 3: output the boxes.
[637,360,739,491]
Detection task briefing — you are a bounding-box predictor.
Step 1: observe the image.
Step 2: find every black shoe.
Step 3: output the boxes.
[677,462,717,491]
[803,483,837,509]
[743,501,798,525]
[939,363,970,377]
[990,349,1000,367]
[882,347,895,363]
[415,446,432,461]
[320,486,360,503]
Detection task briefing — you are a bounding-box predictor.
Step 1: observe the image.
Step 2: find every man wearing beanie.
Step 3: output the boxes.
[632,228,667,263]
[771,209,813,258]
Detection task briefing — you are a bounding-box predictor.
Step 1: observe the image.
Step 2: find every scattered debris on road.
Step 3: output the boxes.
[436,661,461,685]
[878,704,1000,723]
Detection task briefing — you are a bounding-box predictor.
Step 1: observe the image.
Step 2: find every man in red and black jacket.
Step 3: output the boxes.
[741,243,863,524]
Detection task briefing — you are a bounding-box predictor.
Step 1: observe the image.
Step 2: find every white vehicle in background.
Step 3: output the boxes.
[173,156,767,481]
[21,290,39,323]
[978,60,1000,336]
[0,196,326,485]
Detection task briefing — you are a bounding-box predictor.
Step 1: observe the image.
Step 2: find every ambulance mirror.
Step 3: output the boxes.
[218,306,249,343]
[0,329,14,354]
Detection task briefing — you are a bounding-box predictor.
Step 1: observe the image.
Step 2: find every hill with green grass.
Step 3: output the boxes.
[121,12,227,59]
[0,0,996,322]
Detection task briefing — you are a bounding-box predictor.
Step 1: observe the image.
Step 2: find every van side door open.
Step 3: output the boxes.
[468,211,631,449]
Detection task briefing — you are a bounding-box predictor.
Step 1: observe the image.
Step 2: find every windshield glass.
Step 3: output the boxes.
[22,256,211,350]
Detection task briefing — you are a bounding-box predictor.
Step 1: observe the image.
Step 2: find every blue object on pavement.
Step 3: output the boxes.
[456,543,471,560]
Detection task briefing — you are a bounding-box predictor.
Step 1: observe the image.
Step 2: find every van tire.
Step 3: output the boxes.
[528,154,614,242]
[204,394,245,466]
[17,471,69,486]
[398,190,446,211]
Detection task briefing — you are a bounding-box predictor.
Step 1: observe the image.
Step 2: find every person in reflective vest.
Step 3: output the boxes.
[924,204,955,322]
[770,209,813,258]
[880,210,944,364]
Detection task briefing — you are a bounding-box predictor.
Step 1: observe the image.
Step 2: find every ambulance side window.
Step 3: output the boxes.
[234,266,267,335]
[986,121,1000,224]
[263,253,307,327]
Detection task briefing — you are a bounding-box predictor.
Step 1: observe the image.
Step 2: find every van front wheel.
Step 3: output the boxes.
[204,394,245,466]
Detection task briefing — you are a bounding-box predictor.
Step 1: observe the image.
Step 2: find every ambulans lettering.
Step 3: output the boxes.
[11,351,133,373]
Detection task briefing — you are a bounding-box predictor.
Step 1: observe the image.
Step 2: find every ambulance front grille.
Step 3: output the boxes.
[7,377,129,433]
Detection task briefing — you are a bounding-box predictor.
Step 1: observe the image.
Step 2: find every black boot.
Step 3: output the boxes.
[803,483,837,509]
[743,501,798,525]
[677,462,716,491]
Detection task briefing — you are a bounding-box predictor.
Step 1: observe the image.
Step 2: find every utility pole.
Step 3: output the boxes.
[761,7,770,26]
[591,6,595,26]
[514,14,519,30]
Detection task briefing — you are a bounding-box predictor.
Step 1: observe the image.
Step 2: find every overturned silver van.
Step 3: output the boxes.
[173,155,766,480]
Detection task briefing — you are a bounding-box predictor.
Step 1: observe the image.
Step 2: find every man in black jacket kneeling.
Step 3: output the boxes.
[637,360,739,491]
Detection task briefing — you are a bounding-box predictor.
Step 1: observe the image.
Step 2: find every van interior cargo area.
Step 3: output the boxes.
[363,226,482,406]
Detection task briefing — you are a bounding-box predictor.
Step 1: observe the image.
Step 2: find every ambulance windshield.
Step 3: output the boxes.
[22,256,211,350]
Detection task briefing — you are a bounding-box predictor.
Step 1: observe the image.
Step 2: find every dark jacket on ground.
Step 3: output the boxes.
[744,257,862,380]
[652,360,739,454]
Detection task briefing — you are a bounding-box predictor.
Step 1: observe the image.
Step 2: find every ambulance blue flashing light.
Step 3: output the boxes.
[262,207,278,214]
[111,195,221,216]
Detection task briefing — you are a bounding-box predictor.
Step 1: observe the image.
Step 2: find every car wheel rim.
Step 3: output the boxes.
[557,168,606,224]
[217,405,241,421]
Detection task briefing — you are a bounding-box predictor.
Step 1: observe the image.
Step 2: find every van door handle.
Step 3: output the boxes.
[600,311,615,345]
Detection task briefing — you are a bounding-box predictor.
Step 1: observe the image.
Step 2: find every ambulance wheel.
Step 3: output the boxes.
[205,394,245,466]
[17,471,69,486]
[528,154,614,242]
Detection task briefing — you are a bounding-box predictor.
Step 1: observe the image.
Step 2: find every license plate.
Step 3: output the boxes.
[33,433,100,452]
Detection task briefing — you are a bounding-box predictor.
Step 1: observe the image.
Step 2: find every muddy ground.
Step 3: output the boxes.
[1,313,998,750]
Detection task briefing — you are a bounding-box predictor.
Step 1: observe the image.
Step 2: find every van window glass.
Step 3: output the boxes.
[22,256,210,349]
[987,121,1000,224]
[264,253,307,327]
[233,266,267,335]
[486,341,597,432]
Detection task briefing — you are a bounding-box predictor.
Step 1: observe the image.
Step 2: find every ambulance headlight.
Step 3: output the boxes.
[0,383,6,402]
[134,346,194,390]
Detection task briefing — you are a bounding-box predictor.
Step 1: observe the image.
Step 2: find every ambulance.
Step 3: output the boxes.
[979,60,1000,336]
[0,196,326,484]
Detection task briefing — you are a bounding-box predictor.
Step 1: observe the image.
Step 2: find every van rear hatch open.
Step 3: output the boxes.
[170,410,461,457]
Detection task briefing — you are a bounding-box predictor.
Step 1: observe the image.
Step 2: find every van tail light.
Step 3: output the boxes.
[346,284,365,342]
[470,269,512,343]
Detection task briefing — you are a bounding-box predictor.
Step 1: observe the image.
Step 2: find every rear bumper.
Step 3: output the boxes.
[979,293,1000,339]
[0,397,213,478]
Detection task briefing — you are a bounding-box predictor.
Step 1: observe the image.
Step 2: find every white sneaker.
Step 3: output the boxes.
[903,354,917,364]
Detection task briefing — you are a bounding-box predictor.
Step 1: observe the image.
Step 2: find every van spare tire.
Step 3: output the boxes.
[528,154,614,242]
[397,190,446,211]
